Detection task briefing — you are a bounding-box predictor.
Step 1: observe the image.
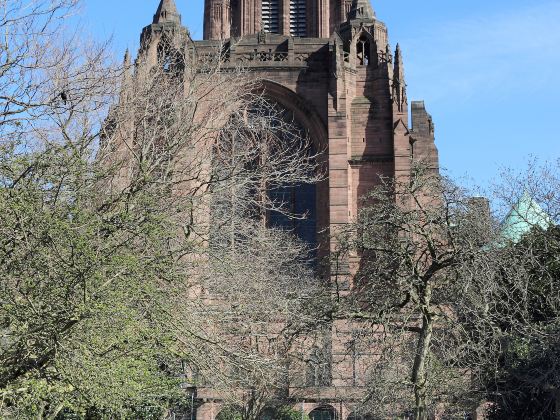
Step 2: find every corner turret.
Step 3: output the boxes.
[347,0,376,23]
[410,101,439,169]
[138,0,189,68]
[336,0,388,59]
[153,0,182,24]
[123,48,131,69]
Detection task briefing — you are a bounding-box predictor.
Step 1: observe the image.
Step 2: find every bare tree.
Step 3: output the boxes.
[0,6,327,417]
[333,164,504,419]
[332,160,560,419]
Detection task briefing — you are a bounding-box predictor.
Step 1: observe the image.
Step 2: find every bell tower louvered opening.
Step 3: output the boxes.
[262,0,280,33]
[290,0,307,36]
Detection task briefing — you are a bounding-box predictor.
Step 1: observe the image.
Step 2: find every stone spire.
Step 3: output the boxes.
[123,48,131,68]
[348,0,376,21]
[392,43,407,113]
[122,49,133,81]
[120,49,133,102]
[153,0,182,24]
[394,43,404,84]
[140,0,188,62]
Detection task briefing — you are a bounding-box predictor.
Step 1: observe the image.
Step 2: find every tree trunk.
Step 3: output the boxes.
[412,286,434,420]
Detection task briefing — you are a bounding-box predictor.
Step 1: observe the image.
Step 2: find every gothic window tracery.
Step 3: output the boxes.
[263,105,317,252]
[305,346,331,386]
[210,101,317,258]
[268,173,317,251]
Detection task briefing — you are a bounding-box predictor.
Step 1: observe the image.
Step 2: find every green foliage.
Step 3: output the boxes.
[0,145,189,417]
[277,407,309,420]
[214,405,309,420]
[488,329,560,419]
[216,406,243,420]
[267,406,310,420]
[486,226,560,419]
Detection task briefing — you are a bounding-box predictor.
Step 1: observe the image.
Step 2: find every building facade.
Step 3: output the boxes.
[137,1,439,418]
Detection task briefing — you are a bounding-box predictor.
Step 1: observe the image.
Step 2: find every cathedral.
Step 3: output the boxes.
[134,0,440,418]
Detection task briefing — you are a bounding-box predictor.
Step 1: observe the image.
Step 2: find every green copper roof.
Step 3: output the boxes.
[500,191,552,243]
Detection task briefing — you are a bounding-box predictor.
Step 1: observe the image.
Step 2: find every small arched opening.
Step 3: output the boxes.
[309,405,338,420]
[259,408,275,420]
[157,36,184,74]
[356,35,371,66]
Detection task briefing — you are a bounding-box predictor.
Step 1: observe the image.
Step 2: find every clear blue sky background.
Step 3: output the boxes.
[83,0,560,187]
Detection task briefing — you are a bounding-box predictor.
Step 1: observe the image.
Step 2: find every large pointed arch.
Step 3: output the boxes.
[254,79,329,265]
[257,79,328,154]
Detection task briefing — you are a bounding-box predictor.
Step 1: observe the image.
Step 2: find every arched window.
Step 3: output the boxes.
[305,346,331,386]
[356,35,371,66]
[210,101,318,261]
[309,406,337,420]
[260,408,275,420]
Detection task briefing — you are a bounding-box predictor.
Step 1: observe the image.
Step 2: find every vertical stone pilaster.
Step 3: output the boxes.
[204,0,232,39]
[281,0,291,35]
[392,43,411,186]
[317,0,330,37]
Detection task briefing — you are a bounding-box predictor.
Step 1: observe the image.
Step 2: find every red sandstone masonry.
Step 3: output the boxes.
[131,1,440,418]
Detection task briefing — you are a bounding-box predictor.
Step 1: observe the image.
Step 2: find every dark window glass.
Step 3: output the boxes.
[269,181,316,251]
[309,407,337,420]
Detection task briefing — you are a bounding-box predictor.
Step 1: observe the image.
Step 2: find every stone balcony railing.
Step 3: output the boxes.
[219,49,316,68]
[194,37,328,70]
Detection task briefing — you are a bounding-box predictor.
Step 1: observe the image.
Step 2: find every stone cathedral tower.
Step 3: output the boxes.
[138,1,439,418]
[197,0,439,265]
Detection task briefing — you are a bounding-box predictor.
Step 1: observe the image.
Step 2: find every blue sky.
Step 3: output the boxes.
[83,0,560,187]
